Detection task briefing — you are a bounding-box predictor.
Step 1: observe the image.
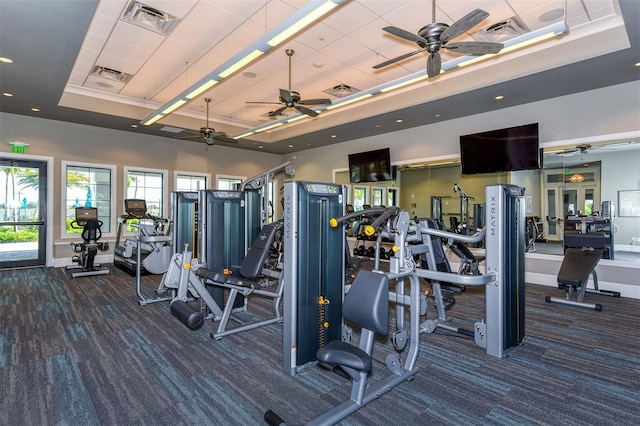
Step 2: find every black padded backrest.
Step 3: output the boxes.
[82,219,102,242]
[424,218,451,273]
[239,223,279,279]
[342,270,389,335]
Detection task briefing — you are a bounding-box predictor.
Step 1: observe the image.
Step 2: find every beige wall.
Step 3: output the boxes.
[0,113,284,259]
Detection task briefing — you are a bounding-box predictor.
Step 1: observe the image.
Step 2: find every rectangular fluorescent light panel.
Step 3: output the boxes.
[162,99,187,114]
[219,49,264,78]
[186,79,218,99]
[268,1,339,46]
[326,93,373,110]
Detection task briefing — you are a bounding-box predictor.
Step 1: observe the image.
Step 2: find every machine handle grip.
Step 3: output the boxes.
[329,206,397,227]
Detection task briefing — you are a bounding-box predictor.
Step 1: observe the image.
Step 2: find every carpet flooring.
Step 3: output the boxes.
[0,264,639,425]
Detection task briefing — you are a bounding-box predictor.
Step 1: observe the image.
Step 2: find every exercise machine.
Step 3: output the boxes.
[66,207,110,278]
[546,213,620,310]
[162,222,284,339]
[282,180,345,376]
[265,184,526,425]
[266,270,406,426]
[198,189,260,310]
[114,199,172,277]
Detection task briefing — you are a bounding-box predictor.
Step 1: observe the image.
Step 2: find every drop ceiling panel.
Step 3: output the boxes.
[50,0,630,143]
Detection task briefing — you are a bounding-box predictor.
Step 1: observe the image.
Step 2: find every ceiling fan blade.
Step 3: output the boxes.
[294,105,319,117]
[269,106,288,117]
[246,101,283,105]
[444,41,503,55]
[382,26,429,45]
[440,9,489,44]
[372,49,425,69]
[427,52,441,78]
[279,88,294,103]
[298,98,331,106]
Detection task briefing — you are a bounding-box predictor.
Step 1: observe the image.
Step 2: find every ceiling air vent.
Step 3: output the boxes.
[120,1,181,36]
[323,84,360,98]
[473,17,529,43]
[90,65,133,84]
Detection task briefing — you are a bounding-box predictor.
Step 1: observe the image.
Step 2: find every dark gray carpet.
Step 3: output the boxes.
[0,264,639,425]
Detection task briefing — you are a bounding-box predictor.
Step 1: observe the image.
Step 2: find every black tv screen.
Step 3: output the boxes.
[460,123,541,175]
[348,148,393,183]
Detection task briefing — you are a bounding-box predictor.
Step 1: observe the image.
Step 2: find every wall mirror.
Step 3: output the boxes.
[334,135,640,263]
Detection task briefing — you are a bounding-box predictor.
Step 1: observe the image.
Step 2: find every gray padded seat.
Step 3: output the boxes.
[316,270,389,372]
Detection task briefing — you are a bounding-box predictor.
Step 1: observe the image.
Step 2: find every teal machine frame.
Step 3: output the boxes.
[282,181,345,376]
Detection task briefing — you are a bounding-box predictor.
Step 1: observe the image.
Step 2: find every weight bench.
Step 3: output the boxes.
[546,232,620,310]
[195,222,284,339]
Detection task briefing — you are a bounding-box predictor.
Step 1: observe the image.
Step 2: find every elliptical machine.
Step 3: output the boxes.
[67,207,110,278]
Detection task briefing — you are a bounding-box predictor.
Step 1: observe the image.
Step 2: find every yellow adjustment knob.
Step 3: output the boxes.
[323,322,329,328]
[184,263,191,270]
[392,245,399,252]
[364,225,375,237]
[329,218,338,228]
[184,243,190,249]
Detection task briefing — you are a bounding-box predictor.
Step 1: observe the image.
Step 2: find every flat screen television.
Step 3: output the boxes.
[348,148,393,183]
[460,123,541,175]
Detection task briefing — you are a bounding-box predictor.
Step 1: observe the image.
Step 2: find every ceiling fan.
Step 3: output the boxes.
[177,98,238,146]
[246,49,331,118]
[373,1,503,78]
[555,141,637,156]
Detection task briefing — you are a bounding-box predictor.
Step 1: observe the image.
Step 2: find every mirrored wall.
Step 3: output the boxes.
[335,138,640,263]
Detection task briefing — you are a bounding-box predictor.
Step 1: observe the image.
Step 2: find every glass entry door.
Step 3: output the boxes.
[0,158,47,268]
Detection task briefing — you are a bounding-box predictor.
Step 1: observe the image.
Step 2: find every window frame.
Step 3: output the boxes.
[123,166,169,219]
[174,170,211,192]
[216,174,246,190]
[61,160,117,239]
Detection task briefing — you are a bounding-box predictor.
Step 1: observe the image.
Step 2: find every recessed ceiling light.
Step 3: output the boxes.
[435,114,440,117]
[635,62,640,67]
[31,107,40,112]
[288,144,294,148]
[131,124,138,128]
[243,71,257,79]
[331,135,336,138]
[375,124,381,128]
[495,95,504,100]
[0,57,13,63]
[539,9,564,23]
[3,92,13,97]
[396,119,403,123]
[259,145,263,149]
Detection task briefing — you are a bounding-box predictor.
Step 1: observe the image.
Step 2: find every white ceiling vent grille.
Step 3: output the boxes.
[473,18,529,43]
[120,1,181,36]
[323,84,360,98]
[90,65,133,84]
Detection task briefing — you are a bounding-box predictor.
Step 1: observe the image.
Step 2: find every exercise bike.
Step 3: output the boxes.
[66,207,110,278]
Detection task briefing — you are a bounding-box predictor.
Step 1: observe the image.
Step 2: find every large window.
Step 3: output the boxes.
[217,175,245,190]
[175,171,209,191]
[62,162,115,236]
[125,167,167,218]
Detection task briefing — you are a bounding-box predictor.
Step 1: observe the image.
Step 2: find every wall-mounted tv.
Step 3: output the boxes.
[348,148,393,183]
[460,123,541,175]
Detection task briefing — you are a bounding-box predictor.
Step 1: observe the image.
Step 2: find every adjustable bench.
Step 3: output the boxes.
[546,231,620,311]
